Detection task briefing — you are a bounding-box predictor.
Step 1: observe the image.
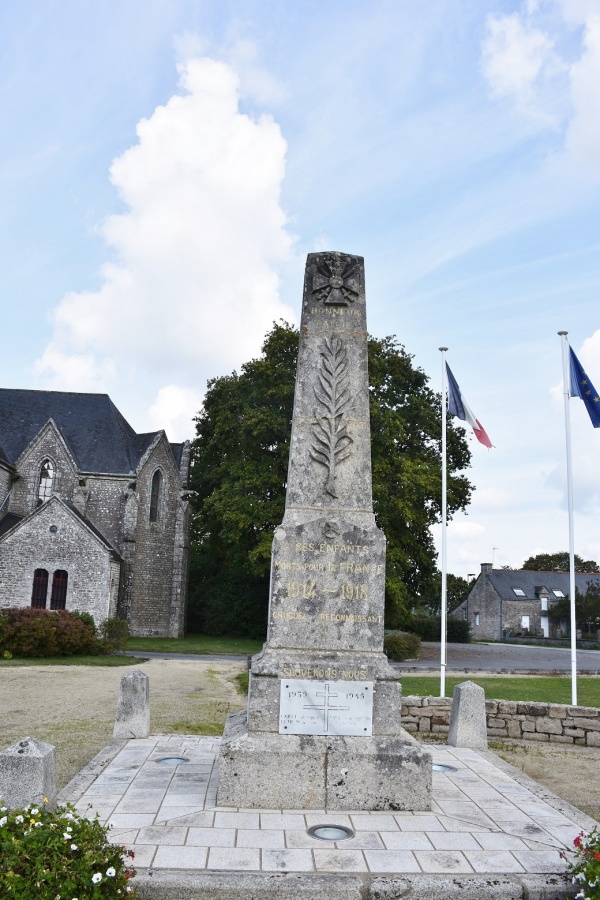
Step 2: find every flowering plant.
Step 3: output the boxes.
[568,827,600,899]
[0,799,137,898]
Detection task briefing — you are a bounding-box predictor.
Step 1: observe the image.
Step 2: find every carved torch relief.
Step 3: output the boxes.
[310,337,353,498]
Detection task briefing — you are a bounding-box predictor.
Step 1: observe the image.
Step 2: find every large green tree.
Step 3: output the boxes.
[522,552,599,573]
[188,323,473,637]
[548,580,600,634]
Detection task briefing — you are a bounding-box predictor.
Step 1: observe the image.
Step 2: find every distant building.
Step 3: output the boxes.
[0,389,190,636]
[452,562,599,641]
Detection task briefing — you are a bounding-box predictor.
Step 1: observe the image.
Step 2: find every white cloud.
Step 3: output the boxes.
[472,487,513,509]
[481,2,600,177]
[565,16,600,174]
[481,12,557,114]
[148,385,204,442]
[448,522,486,539]
[34,55,295,432]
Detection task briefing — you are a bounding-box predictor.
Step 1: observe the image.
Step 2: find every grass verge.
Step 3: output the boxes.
[125,634,263,655]
[402,674,600,706]
[0,654,148,667]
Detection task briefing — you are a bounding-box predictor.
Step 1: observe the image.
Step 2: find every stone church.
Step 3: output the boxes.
[0,389,190,636]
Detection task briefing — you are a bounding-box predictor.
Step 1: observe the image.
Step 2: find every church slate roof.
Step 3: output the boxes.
[487,569,599,600]
[0,389,184,475]
[0,512,23,537]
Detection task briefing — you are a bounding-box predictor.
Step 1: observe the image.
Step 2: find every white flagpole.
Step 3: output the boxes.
[558,331,577,706]
[439,347,448,699]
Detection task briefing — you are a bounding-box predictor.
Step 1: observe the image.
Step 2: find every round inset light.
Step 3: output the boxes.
[49,525,58,533]
[156,756,189,765]
[432,763,457,773]
[307,824,354,841]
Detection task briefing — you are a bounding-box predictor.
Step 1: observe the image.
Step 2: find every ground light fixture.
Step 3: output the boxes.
[307,824,355,841]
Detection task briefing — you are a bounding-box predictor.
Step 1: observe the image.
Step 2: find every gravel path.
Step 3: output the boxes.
[1,658,246,789]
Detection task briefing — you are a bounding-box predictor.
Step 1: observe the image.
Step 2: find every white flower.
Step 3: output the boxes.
[106,867,116,877]
[1,805,7,811]
[66,826,72,832]
[30,808,39,815]
[91,873,102,883]
[0,816,7,827]
[15,815,23,823]
[35,822,43,828]
[71,843,78,851]
[63,832,71,839]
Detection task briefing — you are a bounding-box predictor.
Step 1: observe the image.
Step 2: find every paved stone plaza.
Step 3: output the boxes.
[59,733,596,898]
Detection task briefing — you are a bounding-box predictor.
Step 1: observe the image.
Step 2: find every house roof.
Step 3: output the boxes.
[0,512,23,537]
[0,389,185,475]
[0,496,123,561]
[486,569,599,600]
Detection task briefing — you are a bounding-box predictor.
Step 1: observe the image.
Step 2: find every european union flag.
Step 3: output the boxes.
[570,347,600,428]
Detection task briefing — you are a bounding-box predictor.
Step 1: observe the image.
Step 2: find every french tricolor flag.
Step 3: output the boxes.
[446,363,493,448]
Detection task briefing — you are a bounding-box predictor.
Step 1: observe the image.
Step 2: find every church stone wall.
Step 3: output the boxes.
[127,439,185,636]
[0,467,11,504]
[84,474,131,549]
[0,501,117,625]
[9,426,78,518]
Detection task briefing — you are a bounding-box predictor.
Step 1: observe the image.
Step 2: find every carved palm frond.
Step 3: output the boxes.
[310,337,353,497]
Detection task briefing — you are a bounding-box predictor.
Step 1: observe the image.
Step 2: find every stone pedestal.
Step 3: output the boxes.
[218,252,431,810]
[0,737,57,809]
[113,670,150,739]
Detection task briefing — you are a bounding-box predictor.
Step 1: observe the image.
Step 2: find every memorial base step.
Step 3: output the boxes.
[217,710,432,811]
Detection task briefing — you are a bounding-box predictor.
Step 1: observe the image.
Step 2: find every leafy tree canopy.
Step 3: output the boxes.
[188,322,473,638]
[522,552,599,573]
[422,572,472,617]
[548,580,600,633]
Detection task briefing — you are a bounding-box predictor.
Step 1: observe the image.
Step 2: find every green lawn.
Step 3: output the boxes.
[402,675,600,707]
[125,635,264,656]
[0,655,148,667]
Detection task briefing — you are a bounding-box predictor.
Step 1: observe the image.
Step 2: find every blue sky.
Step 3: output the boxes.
[2,0,600,578]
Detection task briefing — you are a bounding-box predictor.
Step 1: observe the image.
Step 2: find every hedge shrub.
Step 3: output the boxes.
[384,630,421,661]
[0,610,134,658]
[99,617,130,653]
[406,615,471,643]
[0,609,99,657]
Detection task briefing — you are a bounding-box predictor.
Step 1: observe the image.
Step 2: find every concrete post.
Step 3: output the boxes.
[113,670,150,739]
[447,680,488,749]
[0,737,57,809]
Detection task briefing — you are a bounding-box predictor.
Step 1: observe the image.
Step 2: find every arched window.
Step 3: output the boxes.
[149,469,162,522]
[50,570,68,610]
[38,460,55,504]
[31,569,49,608]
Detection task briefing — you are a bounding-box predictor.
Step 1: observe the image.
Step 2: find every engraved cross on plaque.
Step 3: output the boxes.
[305,683,350,732]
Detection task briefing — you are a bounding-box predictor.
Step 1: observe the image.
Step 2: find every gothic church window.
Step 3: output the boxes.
[50,570,68,609]
[38,459,55,503]
[149,469,162,522]
[31,569,49,608]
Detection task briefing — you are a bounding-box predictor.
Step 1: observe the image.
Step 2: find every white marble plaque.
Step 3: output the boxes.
[279,679,373,736]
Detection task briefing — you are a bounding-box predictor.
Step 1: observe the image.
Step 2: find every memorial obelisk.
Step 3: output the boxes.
[218,252,431,810]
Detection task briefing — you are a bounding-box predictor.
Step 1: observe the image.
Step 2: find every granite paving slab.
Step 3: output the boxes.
[59,734,597,899]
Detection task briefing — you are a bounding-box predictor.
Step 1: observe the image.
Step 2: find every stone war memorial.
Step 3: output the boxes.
[218,251,432,810]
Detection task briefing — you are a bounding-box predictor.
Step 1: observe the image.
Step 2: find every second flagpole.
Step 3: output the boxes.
[439,347,448,698]
[558,330,578,706]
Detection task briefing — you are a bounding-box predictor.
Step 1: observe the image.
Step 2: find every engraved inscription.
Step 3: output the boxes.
[310,337,353,497]
[312,255,359,306]
[279,678,373,735]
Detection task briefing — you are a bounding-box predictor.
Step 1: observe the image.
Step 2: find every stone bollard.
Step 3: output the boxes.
[447,680,488,749]
[113,670,150,739]
[0,737,57,809]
